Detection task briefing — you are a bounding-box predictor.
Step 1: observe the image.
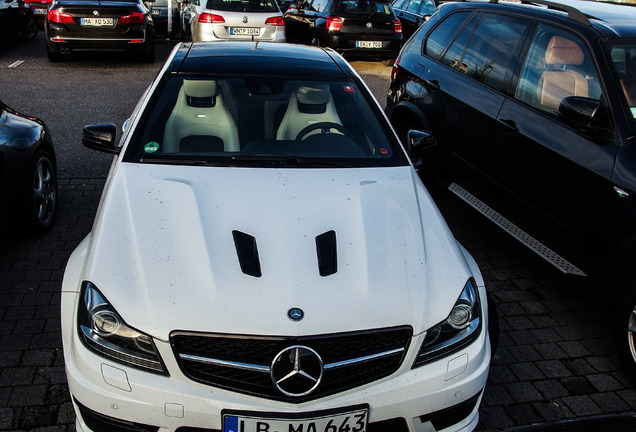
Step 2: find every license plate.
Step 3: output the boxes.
[34,8,47,14]
[230,27,260,36]
[223,408,368,432]
[81,17,114,26]
[356,41,382,48]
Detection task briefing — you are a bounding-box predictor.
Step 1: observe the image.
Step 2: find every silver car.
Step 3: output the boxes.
[180,0,285,42]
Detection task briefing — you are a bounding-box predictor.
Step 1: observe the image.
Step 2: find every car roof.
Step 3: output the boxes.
[439,0,636,39]
[170,42,352,78]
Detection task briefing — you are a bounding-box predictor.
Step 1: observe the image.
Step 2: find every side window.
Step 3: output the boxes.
[313,0,327,12]
[392,0,406,9]
[406,0,421,14]
[424,11,472,61]
[420,0,435,16]
[442,13,531,92]
[515,24,602,115]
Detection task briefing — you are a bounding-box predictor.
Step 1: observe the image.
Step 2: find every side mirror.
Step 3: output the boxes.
[407,129,437,169]
[558,96,609,133]
[83,123,120,154]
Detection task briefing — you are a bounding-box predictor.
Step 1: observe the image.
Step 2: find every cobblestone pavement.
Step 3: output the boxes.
[2,178,636,431]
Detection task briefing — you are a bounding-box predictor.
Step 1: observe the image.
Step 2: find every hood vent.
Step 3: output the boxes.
[316,230,337,277]
[232,230,262,277]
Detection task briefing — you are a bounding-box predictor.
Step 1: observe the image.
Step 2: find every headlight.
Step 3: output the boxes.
[78,281,168,375]
[413,278,482,368]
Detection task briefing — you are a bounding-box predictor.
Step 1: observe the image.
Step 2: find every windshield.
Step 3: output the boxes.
[125,76,405,168]
[206,0,279,12]
[333,0,392,15]
[608,41,636,120]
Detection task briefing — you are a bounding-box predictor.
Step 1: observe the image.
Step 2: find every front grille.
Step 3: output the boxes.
[171,326,412,403]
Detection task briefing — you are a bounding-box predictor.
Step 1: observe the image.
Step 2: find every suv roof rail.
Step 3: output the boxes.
[455,0,593,26]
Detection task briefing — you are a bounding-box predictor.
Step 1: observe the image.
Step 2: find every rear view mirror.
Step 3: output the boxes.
[407,129,437,169]
[83,123,120,154]
[558,96,609,133]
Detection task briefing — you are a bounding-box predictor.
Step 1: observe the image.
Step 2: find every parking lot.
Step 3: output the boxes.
[2,32,636,432]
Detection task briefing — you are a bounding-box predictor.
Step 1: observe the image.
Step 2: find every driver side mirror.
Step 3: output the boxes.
[83,123,120,154]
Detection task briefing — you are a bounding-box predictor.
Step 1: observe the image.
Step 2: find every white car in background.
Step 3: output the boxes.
[62,41,492,432]
[179,0,285,41]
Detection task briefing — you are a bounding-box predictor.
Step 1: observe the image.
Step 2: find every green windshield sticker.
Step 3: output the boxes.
[144,142,159,153]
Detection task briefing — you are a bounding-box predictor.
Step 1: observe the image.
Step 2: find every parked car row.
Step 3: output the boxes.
[386,0,636,383]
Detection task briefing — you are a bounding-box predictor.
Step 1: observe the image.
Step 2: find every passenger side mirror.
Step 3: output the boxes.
[558,96,610,134]
[83,123,120,154]
[407,129,437,169]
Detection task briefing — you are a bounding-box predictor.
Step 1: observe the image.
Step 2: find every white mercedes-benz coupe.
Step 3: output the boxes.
[61,41,492,432]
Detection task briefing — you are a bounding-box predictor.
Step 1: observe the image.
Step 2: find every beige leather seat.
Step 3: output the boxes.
[276,84,342,140]
[538,35,589,111]
[164,79,239,153]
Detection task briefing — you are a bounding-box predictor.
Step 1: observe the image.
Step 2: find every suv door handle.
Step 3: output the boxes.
[498,119,519,134]
[424,79,439,90]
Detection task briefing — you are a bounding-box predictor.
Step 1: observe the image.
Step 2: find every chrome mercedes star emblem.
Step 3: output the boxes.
[366,22,372,29]
[288,307,304,321]
[242,16,248,23]
[271,346,323,396]
[93,10,99,15]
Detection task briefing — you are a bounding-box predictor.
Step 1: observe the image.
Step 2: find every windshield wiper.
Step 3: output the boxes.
[139,157,233,167]
[230,155,361,168]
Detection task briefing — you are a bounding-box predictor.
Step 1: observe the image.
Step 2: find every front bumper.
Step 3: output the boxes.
[62,290,490,432]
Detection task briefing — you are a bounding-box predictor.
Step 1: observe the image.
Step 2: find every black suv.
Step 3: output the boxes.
[386,0,636,380]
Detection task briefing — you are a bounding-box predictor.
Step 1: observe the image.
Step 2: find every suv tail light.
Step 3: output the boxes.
[394,19,402,33]
[48,9,74,24]
[119,12,144,24]
[265,16,284,26]
[198,13,225,23]
[326,16,343,32]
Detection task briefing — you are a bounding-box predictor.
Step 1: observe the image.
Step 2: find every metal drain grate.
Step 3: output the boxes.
[449,183,586,276]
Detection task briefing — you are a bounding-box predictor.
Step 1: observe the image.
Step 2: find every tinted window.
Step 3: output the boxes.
[334,0,392,15]
[392,0,406,9]
[420,0,435,16]
[442,13,530,92]
[424,11,472,61]
[406,0,422,14]
[206,0,278,12]
[516,24,601,115]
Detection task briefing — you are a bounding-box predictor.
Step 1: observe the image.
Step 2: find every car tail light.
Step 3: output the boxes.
[265,16,284,26]
[326,16,343,32]
[48,9,74,24]
[119,12,145,24]
[391,55,400,81]
[198,13,225,23]
[393,19,402,33]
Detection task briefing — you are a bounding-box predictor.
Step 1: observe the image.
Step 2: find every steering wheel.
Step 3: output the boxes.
[295,122,353,141]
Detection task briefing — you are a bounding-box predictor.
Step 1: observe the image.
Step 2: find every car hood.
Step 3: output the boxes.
[82,163,474,341]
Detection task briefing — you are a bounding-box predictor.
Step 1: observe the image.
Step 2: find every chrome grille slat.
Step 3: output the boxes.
[171,326,412,402]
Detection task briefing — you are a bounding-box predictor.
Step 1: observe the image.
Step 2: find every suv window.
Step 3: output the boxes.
[424,11,472,61]
[441,13,531,92]
[405,0,421,13]
[515,24,602,115]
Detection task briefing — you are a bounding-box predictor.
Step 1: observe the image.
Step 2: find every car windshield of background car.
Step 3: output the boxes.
[206,0,278,12]
[608,41,636,120]
[335,0,391,15]
[126,76,404,167]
